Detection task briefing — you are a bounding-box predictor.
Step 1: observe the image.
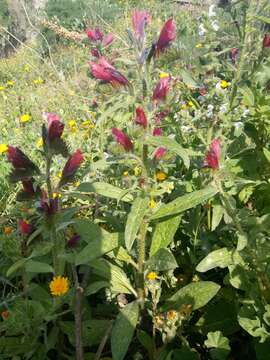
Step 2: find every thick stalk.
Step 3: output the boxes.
[137,220,148,307]
[73,268,84,360]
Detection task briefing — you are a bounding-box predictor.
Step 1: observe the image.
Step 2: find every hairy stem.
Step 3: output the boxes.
[137,220,148,307]
[73,268,84,360]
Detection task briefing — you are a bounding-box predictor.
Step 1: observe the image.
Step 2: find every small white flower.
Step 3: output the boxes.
[104,152,110,159]
[208,5,216,18]
[168,134,176,140]
[199,24,206,37]
[181,125,192,133]
[234,122,243,129]
[220,104,228,114]
[242,108,250,117]
[211,20,219,31]
[207,104,214,118]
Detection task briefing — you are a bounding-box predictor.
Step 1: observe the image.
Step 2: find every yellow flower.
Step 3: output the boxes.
[68,120,77,133]
[74,181,81,187]
[123,171,129,177]
[188,100,194,107]
[156,171,167,182]
[149,198,157,209]
[167,310,177,320]
[0,86,5,91]
[0,144,8,154]
[6,80,14,87]
[20,114,31,123]
[36,138,43,148]
[160,72,169,79]
[134,166,142,176]
[49,276,69,296]
[33,78,44,85]
[82,120,95,129]
[220,80,230,89]
[3,226,13,235]
[53,192,62,199]
[57,171,62,179]
[23,65,30,72]
[147,271,158,281]
[195,43,203,48]
[180,103,188,110]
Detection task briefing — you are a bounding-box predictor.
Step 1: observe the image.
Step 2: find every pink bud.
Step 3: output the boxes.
[153,77,171,101]
[135,107,147,128]
[156,19,176,54]
[263,34,270,48]
[203,138,221,170]
[112,128,133,151]
[154,147,166,160]
[153,128,162,136]
[19,219,33,235]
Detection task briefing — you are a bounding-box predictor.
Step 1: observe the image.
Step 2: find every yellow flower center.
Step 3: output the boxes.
[49,276,69,296]
[20,114,31,123]
[147,271,158,281]
[0,144,8,154]
[149,199,157,209]
[156,171,167,182]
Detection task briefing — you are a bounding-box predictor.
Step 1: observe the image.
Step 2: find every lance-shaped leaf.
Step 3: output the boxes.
[125,196,149,251]
[111,301,139,360]
[77,182,133,202]
[161,281,220,312]
[151,186,218,221]
[146,248,178,272]
[146,136,190,168]
[150,215,181,256]
[196,248,234,273]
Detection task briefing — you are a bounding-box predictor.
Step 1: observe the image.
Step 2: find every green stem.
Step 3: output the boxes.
[137,220,148,307]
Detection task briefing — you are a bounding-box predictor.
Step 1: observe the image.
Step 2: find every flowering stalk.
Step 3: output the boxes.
[137,220,148,307]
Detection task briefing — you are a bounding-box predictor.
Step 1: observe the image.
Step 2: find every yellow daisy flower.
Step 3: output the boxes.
[134,166,142,176]
[3,226,13,235]
[149,198,157,209]
[160,72,170,79]
[156,171,167,182]
[36,138,43,148]
[20,114,31,123]
[49,276,69,296]
[123,171,129,177]
[68,120,77,133]
[147,271,158,281]
[0,144,8,154]
[167,310,177,320]
[188,100,194,107]
[220,80,230,89]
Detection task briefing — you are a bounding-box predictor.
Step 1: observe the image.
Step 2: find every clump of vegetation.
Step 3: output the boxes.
[0,0,270,359]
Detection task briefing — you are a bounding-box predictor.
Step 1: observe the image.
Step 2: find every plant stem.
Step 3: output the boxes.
[73,267,84,360]
[46,155,53,199]
[137,220,148,307]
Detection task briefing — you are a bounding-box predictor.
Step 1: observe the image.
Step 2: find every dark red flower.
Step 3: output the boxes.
[91,48,101,58]
[154,147,166,160]
[112,128,133,151]
[60,150,84,185]
[153,77,171,101]
[19,219,33,235]
[86,28,104,42]
[90,57,129,86]
[7,146,37,170]
[22,179,36,194]
[67,234,81,248]
[43,112,64,141]
[155,111,169,125]
[230,48,239,64]
[203,138,221,170]
[263,34,270,48]
[132,10,151,40]
[102,33,114,46]
[156,19,176,54]
[135,107,147,128]
[153,128,162,136]
[40,198,59,216]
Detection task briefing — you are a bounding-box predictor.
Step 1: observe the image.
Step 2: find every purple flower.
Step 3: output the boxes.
[112,128,133,151]
[155,19,176,54]
[132,10,151,40]
[135,107,147,128]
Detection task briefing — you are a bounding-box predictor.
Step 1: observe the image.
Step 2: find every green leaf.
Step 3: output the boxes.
[151,187,218,221]
[146,136,190,168]
[6,258,28,277]
[179,68,198,88]
[85,281,109,296]
[167,348,199,360]
[125,196,149,251]
[204,331,231,360]
[91,259,137,295]
[211,205,224,231]
[137,330,155,360]
[75,232,122,265]
[263,148,270,163]
[196,248,234,272]
[111,301,139,360]
[77,182,133,202]
[150,215,181,256]
[29,242,54,258]
[254,15,270,25]
[25,260,54,273]
[146,248,178,272]
[161,281,220,312]
[74,219,102,243]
